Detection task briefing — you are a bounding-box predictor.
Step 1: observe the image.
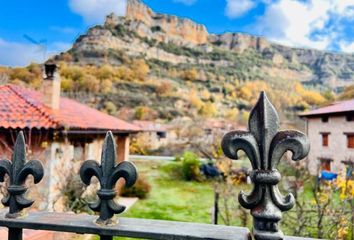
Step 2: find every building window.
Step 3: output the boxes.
[321,116,329,123]
[347,135,354,148]
[321,161,331,171]
[318,157,333,171]
[321,133,329,147]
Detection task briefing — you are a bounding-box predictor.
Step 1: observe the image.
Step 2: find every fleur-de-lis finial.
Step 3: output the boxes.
[222,92,310,240]
[0,131,44,218]
[80,131,138,225]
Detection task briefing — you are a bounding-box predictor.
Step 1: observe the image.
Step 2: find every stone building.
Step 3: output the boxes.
[132,120,168,151]
[300,100,354,175]
[0,63,140,211]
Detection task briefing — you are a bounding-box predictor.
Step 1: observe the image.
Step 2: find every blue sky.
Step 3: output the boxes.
[0,0,353,66]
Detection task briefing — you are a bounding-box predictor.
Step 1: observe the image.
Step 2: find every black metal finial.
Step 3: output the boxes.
[0,131,44,218]
[80,131,138,225]
[222,92,310,240]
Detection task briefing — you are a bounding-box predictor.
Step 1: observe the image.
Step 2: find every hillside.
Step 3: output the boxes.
[1,0,352,131]
[56,0,354,89]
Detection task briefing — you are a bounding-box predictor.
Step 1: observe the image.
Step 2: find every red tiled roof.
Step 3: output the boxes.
[299,99,354,117]
[0,84,140,133]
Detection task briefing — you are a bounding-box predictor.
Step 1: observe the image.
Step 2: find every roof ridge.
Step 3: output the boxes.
[317,98,354,108]
[7,85,60,128]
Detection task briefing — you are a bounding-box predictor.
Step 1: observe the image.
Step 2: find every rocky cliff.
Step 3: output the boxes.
[124,0,208,45]
[57,0,354,89]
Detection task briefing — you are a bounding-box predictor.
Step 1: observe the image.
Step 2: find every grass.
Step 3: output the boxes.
[122,160,214,223]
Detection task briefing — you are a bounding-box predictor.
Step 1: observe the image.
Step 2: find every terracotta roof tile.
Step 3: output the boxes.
[0,84,140,133]
[299,99,354,117]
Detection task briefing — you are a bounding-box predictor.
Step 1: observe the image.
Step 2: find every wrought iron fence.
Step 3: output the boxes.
[0,92,318,240]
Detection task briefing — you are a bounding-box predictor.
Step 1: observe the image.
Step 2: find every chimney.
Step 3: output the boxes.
[42,60,61,110]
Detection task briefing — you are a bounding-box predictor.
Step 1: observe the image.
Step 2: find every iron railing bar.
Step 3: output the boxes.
[8,227,22,240]
[100,236,113,240]
[0,210,251,240]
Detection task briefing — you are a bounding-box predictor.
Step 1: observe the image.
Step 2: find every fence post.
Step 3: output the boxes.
[222,92,310,240]
[0,131,44,240]
[213,191,219,225]
[80,131,138,240]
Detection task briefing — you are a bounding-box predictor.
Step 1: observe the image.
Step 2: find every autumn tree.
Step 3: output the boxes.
[101,79,113,94]
[200,89,211,100]
[294,83,326,106]
[181,68,198,81]
[60,65,84,92]
[61,77,74,91]
[104,101,117,115]
[9,67,34,84]
[27,63,42,76]
[224,108,239,120]
[236,81,271,104]
[339,85,354,100]
[134,106,157,120]
[60,53,73,62]
[80,74,100,93]
[157,82,173,95]
[131,59,150,81]
[116,66,135,82]
[95,64,115,81]
[188,89,203,110]
[199,101,217,118]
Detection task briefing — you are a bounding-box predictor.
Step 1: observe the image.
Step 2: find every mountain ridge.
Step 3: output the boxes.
[55,0,354,89]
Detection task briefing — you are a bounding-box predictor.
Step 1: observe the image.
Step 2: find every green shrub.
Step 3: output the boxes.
[161,161,183,180]
[181,152,202,181]
[174,155,182,162]
[157,42,203,58]
[114,24,126,37]
[121,174,151,199]
[104,101,117,115]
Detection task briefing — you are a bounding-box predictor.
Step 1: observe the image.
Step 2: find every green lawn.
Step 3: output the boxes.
[122,159,214,223]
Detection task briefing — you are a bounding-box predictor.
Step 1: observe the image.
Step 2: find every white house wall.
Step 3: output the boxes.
[307,115,354,175]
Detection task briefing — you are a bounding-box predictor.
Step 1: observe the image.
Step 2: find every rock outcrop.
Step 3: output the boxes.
[124,0,208,45]
[209,33,270,53]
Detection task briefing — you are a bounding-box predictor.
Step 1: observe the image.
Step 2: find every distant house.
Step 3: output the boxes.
[132,120,168,150]
[299,100,354,175]
[202,119,244,135]
[0,62,140,211]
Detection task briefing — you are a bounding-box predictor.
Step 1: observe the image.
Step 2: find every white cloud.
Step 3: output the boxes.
[69,0,127,24]
[0,38,71,67]
[340,41,354,53]
[173,0,197,5]
[254,0,354,51]
[225,0,255,19]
